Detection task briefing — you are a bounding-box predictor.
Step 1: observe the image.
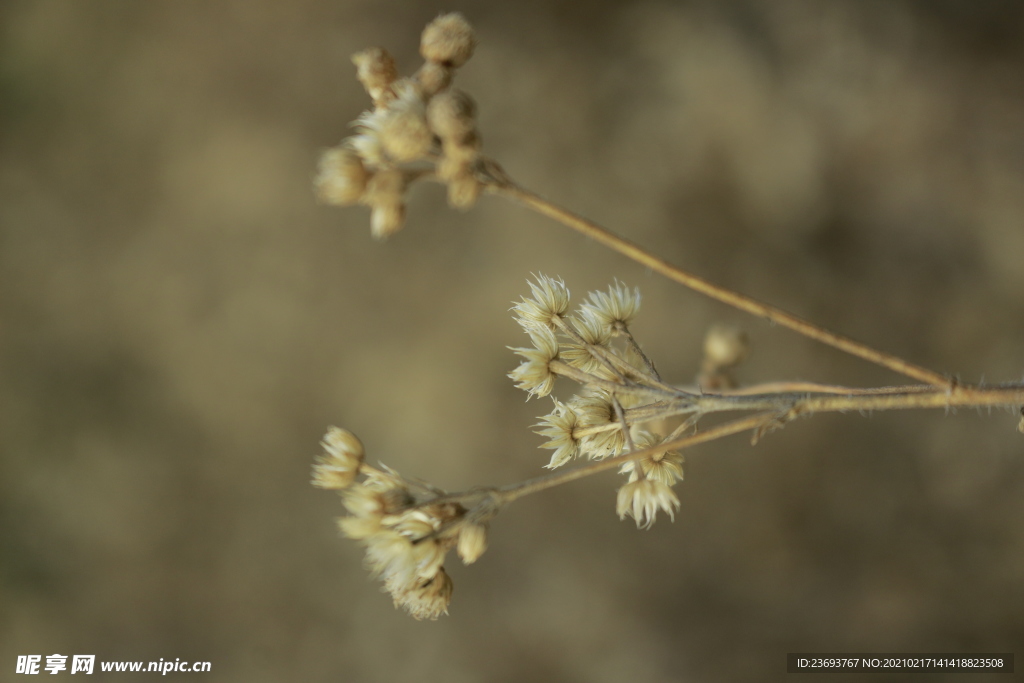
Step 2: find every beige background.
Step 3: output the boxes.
[2,1,1023,681]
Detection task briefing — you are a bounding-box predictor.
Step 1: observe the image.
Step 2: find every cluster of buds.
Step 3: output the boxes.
[508,275,685,528]
[312,427,493,619]
[315,13,483,239]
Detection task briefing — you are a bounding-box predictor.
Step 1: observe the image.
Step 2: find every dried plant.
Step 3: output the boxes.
[311,13,1024,619]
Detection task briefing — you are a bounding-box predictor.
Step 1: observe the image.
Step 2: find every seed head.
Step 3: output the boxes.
[534,399,580,469]
[427,89,477,141]
[581,281,641,334]
[420,13,476,68]
[378,81,433,163]
[392,567,454,620]
[616,478,680,529]
[415,61,453,98]
[311,427,365,489]
[457,522,488,564]
[314,147,368,206]
[352,47,398,105]
[512,274,571,330]
[508,326,560,398]
[703,324,749,369]
[446,175,481,210]
[618,432,685,486]
[571,391,627,459]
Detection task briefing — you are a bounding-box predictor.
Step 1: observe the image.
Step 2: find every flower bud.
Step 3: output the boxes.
[312,427,365,489]
[314,147,368,206]
[352,47,398,104]
[427,89,477,141]
[457,522,488,564]
[703,325,749,370]
[415,61,453,98]
[420,13,476,68]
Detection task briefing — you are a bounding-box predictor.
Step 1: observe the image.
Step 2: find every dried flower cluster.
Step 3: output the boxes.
[511,275,684,528]
[314,12,482,239]
[313,427,496,619]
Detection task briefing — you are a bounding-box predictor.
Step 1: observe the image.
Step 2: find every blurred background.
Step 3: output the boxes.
[2,1,1023,681]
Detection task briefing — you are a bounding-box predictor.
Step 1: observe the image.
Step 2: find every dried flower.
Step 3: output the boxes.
[581,281,641,334]
[415,61,453,98]
[457,522,488,564]
[351,47,398,105]
[392,567,453,620]
[571,391,626,459]
[703,325,749,369]
[446,175,481,210]
[508,326,560,398]
[616,478,680,529]
[619,432,684,486]
[534,399,580,468]
[512,274,570,330]
[312,427,365,489]
[420,13,476,68]
[427,89,477,141]
[314,147,368,206]
[377,81,433,163]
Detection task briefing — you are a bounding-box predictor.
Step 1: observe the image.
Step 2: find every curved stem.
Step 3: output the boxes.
[484,175,953,389]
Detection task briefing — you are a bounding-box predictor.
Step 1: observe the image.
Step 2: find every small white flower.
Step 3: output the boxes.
[616,478,680,529]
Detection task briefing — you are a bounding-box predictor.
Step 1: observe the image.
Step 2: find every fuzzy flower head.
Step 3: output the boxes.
[392,567,454,620]
[457,522,488,564]
[618,431,685,486]
[581,280,641,334]
[534,399,580,469]
[570,391,629,459]
[616,478,680,529]
[420,13,476,67]
[377,80,433,163]
[312,427,365,489]
[512,274,571,330]
[314,147,368,206]
[508,325,560,398]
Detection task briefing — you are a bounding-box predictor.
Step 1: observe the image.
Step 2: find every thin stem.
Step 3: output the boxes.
[549,360,678,399]
[482,173,953,389]
[621,384,1024,425]
[619,324,661,381]
[498,412,777,503]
